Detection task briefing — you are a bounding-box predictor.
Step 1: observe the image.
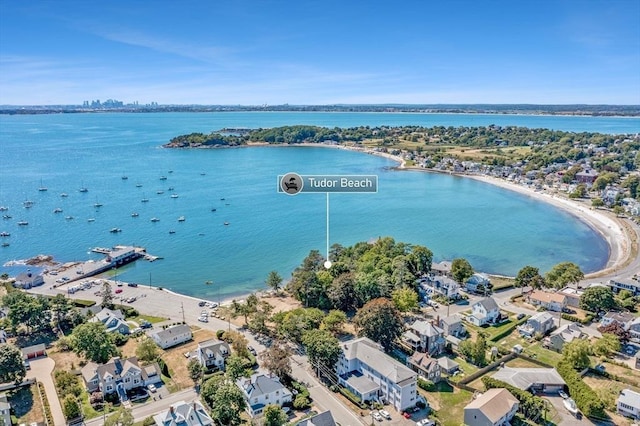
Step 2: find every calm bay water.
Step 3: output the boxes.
[1,112,638,299]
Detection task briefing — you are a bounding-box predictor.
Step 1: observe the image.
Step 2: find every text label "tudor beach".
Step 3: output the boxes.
[278,173,378,195]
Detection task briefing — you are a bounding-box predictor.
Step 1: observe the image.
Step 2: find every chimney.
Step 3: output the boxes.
[169,405,174,414]
[193,402,197,411]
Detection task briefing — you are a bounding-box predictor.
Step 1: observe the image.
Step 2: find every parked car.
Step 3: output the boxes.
[198,301,206,307]
[594,364,606,373]
[198,316,208,323]
[372,412,383,422]
[558,390,568,399]
[140,320,152,329]
[402,411,411,419]
[148,384,157,393]
[115,288,123,294]
[516,313,525,320]
[127,282,138,287]
[379,409,391,420]
[248,346,257,356]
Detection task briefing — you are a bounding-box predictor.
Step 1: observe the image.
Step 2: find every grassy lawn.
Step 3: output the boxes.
[422,382,472,426]
[523,342,562,366]
[159,328,218,391]
[129,313,168,324]
[488,275,515,291]
[9,384,44,425]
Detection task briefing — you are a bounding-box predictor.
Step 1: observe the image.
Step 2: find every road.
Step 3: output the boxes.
[26,357,66,426]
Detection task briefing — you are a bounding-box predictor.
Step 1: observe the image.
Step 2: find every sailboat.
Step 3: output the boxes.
[141,193,149,203]
[94,197,103,208]
[79,182,88,193]
[38,179,48,192]
[178,216,185,222]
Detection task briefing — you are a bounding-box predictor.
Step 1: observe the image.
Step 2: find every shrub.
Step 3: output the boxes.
[111,332,129,346]
[556,360,605,418]
[418,377,436,392]
[216,329,225,340]
[158,359,171,378]
[142,416,156,426]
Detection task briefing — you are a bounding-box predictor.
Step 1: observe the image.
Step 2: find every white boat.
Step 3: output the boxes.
[0,206,8,211]
[38,179,47,191]
[65,216,74,220]
[169,230,176,234]
[23,200,34,208]
[157,190,164,194]
[0,232,10,237]
[60,193,68,197]
[159,176,167,180]
[2,215,11,219]
[110,228,122,233]
[178,216,185,222]
[170,194,179,198]
[87,218,95,222]
[53,208,63,213]
[141,193,149,202]
[131,212,139,217]
[150,217,160,222]
[79,185,88,193]
[17,221,28,226]
[121,175,128,180]
[1,242,8,247]
[136,183,142,188]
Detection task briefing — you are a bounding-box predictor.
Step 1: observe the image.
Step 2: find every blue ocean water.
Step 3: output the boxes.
[0,112,637,299]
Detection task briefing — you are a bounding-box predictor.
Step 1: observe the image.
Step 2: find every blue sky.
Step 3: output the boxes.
[1,0,639,105]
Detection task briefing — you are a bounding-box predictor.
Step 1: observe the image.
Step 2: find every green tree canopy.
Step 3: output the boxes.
[135,338,159,364]
[514,266,545,289]
[562,339,591,370]
[202,376,246,426]
[451,258,474,284]
[593,333,621,357]
[545,262,584,289]
[104,406,134,426]
[187,358,204,385]
[266,270,283,293]
[71,322,118,363]
[391,287,419,312]
[321,309,347,335]
[353,298,404,351]
[579,286,615,312]
[0,344,26,385]
[259,341,292,380]
[302,329,341,372]
[62,395,81,421]
[264,404,288,426]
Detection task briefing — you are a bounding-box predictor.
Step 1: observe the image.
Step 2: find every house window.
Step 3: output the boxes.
[124,377,130,383]
[254,398,258,403]
[134,379,139,384]
[106,385,112,391]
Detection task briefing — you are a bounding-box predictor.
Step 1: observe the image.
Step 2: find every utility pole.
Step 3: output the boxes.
[181,302,185,323]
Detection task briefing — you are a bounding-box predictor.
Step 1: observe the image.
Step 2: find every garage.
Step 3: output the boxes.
[21,343,46,360]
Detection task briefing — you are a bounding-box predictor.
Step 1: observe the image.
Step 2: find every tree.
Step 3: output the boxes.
[104,406,134,426]
[545,262,584,289]
[187,358,204,385]
[266,271,283,294]
[135,338,159,364]
[327,272,358,312]
[71,322,118,363]
[0,344,26,385]
[562,339,591,370]
[514,266,545,290]
[593,333,621,357]
[579,286,615,312]
[451,258,474,284]
[202,376,246,426]
[62,395,81,421]
[101,281,114,308]
[591,197,605,207]
[407,245,433,276]
[260,341,292,380]
[353,298,404,351]
[226,330,250,358]
[50,293,72,331]
[321,310,347,335]
[622,175,640,198]
[264,404,288,426]
[3,292,51,333]
[225,354,247,381]
[597,322,631,343]
[302,329,341,373]
[391,287,419,312]
[458,335,487,366]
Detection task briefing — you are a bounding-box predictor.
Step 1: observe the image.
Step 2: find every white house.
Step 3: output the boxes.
[629,317,640,343]
[466,273,491,294]
[194,339,230,371]
[546,323,584,352]
[463,388,519,426]
[600,311,635,329]
[336,337,418,412]
[468,298,500,326]
[151,324,192,349]
[421,275,460,299]
[236,373,293,417]
[81,356,161,402]
[153,399,214,425]
[518,312,555,337]
[607,279,640,297]
[617,388,640,419]
[89,307,130,334]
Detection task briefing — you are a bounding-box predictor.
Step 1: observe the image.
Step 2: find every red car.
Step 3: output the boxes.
[115,288,123,294]
[402,412,411,419]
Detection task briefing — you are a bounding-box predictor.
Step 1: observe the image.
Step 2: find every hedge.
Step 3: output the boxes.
[71,299,96,307]
[561,313,594,325]
[339,386,365,408]
[418,377,436,392]
[556,360,605,418]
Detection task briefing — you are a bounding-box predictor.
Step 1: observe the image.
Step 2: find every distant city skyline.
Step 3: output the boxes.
[1,0,639,106]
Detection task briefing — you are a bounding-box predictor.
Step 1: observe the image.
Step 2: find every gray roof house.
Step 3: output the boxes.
[439,314,465,337]
[151,324,192,349]
[617,388,640,420]
[153,399,214,426]
[89,307,130,335]
[81,356,161,401]
[518,312,555,337]
[468,298,500,326]
[13,270,44,289]
[337,337,417,412]
[296,410,337,426]
[194,339,230,371]
[600,311,635,328]
[546,323,584,352]
[492,367,566,393]
[237,373,293,417]
[437,357,460,374]
[407,352,442,383]
[403,320,445,355]
[0,393,11,426]
[464,388,519,426]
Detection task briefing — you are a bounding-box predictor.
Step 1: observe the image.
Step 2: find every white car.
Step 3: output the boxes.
[372,412,383,422]
[379,409,391,419]
[148,384,157,392]
[198,316,208,323]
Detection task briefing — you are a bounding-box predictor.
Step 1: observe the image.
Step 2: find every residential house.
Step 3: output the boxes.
[421,275,460,300]
[466,273,491,294]
[0,393,11,426]
[81,356,161,401]
[439,314,465,338]
[491,367,566,394]
[576,168,598,184]
[559,287,582,308]
[336,337,418,412]
[194,339,230,371]
[407,352,442,383]
[89,307,130,334]
[151,324,193,349]
[296,411,337,426]
[13,270,44,289]
[617,389,640,420]
[153,400,214,426]
[527,290,567,312]
[437,357,460,375]
[468,298,500,326]
[0,329,6,344]
[518,312,555,337]
[628,317,640,343]
[600,311,635,329]
[463,388,519,426]
[430,261,452,278]
[236,373,293,417]
[546,324,584,352]
[403,320,445,355]
[608,279,640,297]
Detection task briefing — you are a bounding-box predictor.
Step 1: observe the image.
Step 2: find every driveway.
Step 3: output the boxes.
[26,357,66,426]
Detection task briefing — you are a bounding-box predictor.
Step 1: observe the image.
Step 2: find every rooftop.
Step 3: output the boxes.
[492,367,565,390]
[465,388,518,423]
[619,389,640,409]
[341,337,416,384]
